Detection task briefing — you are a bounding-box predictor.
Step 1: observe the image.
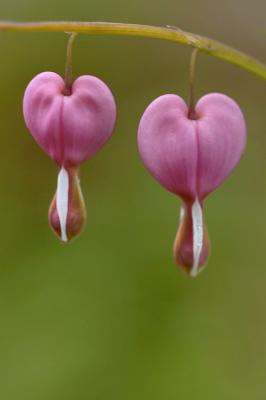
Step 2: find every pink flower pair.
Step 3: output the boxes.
[23,71,246,277]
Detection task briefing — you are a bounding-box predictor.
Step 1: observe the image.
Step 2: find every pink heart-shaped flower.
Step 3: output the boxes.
[23,71,116,167]
[138,93,246,201]
[23,71,116,242]
[138,93,247,276]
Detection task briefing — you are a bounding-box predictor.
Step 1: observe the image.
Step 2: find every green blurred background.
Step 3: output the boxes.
[0,0,266,399]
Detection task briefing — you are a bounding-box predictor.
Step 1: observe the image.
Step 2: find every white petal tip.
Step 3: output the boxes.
[190,269,199,278]
[61,234,68,242]
[190,265,205,278]
[56,167,69,243]
[190,198,203,278]
[179,205,185,223]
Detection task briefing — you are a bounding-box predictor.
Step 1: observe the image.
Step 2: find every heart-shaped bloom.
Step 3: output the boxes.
[23,71,116,241]
[138,93,246,276]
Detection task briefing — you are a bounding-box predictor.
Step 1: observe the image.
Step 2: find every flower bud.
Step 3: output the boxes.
[48,167,86,242]
[23,72,116,167]
[173,199,210,276]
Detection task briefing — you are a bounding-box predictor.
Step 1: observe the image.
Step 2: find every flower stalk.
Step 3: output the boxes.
[188,48,199,119]
[64,32,77,95]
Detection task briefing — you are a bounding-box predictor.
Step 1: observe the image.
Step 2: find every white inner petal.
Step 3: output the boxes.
[56,167,69,242]
[179,204,185,223]
[190,198,203,277]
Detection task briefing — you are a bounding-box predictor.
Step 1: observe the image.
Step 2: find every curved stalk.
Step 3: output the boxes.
[0,21,265,80]
[188,48,199,119]
[64,32,77,94]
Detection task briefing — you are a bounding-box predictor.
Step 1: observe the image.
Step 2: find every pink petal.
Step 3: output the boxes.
[137,94,198,201]
[23,72,65,163]
[23,72,116,166]
[137,93,247,201]
[195,93,247,198]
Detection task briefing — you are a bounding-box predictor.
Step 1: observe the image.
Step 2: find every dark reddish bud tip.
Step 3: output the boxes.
[173,200,210,277]
[48,167,86,242]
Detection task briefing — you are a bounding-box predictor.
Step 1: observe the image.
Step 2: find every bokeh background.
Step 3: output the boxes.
[0,0,266,399]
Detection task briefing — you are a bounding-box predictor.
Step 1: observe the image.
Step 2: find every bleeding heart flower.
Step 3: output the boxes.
[138,93,247,276]
[23,71,116,241]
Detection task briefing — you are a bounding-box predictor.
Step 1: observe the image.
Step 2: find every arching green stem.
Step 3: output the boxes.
[0,21,266,80]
